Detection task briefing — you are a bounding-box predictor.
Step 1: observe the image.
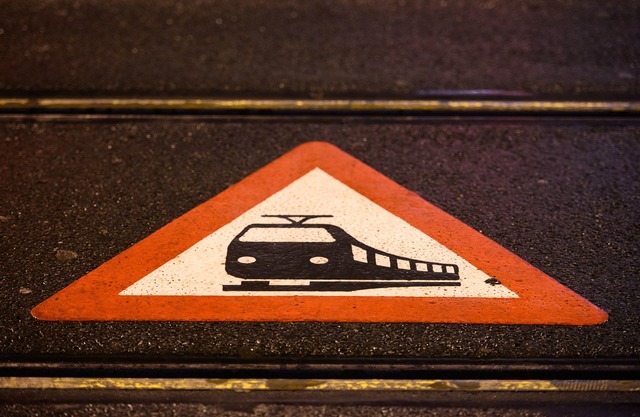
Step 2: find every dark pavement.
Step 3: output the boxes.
[1,0,640,415]
[1,116,639,359]
[4,389,640,416]
[0,0,638,99]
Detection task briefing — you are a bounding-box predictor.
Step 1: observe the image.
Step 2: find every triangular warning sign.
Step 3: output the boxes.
[32,142,607,324]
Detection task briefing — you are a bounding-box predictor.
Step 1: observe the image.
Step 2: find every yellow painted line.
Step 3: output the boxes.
[1,378,639,391]
[0,98,639,113]
[0,98,30,106]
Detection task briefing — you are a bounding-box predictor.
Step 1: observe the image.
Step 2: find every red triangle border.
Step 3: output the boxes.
[32,142,608,324]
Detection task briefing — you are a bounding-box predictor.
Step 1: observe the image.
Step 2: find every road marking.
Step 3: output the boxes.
[32,142,607,323]
[120,168,515,298]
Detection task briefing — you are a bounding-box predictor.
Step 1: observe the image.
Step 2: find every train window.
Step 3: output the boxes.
[351,245,368,263]
[237,256,256,264]
[238,227,336,243]
[432,264,443,273]
[310,256,329,264]
[397,259,411,270]
[375,253,391,268]
[415,263,428,272]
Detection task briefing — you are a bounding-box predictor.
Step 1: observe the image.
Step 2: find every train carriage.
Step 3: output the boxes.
[224,215,460,292]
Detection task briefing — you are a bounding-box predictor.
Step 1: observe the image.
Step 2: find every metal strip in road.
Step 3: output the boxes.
[1,378,639,392]
[1,98,640,114]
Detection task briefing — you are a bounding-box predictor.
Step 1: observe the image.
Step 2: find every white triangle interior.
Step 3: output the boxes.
[120,168,517,298]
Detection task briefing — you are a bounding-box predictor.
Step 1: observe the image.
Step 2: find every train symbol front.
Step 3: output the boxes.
[223,215,461,292]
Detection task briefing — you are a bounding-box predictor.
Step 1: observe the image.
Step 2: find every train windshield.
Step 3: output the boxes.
[238,227,336,243]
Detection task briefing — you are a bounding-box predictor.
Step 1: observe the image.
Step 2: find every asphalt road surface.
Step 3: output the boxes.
[2,116,639,359]
[0,0,638,99]
[1,0,639,415]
